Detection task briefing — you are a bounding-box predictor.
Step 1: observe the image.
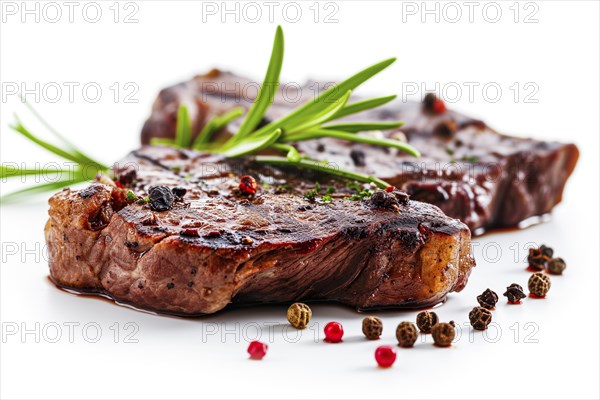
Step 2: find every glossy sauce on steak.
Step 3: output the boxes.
[141,69,579,234]
[45,147,475,315]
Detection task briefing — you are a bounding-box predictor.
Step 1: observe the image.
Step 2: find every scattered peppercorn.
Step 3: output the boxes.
[350,149,366,167]
[149,186,175,212]
[324,321,344,343]
[433,119,458,137]
[528,246,553,271]
[362,316,383,340]
[247,341,268,360]
[239,175,257,195]
[416,311,439,334]
[375,346,397,368]
[385,186,397,192]
[547,257,566,275]
[422,93,446,114]
[540,244,554,258]
[287,303,312,329]
[528,272,551,297]
[503,283,527,304]
[432,322,455,347]
[469,307,492,331]
[166,282,175,289]
[172,187,187,198]
[117,168,137,185]
[79,185,100,199]
[527,248,545,271]
[477,288,499,309]
[396,321,418,348]
[368,189,409,210]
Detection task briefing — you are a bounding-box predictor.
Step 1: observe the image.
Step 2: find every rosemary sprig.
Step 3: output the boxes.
[4,26,420,201]
[235,25,284,139]
[10,117,108,170]
[0,170,94,202]
[175,104,192,148]
[283,128,420,156]
[193,107,244,149]
[151,26,420,187]
[1,107,109,202]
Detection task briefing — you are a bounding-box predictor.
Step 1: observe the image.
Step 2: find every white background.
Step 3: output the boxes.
[1,1,599,399]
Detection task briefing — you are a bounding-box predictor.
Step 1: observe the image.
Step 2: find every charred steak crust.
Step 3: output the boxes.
[141,69,579,233]
[46,147,475,315]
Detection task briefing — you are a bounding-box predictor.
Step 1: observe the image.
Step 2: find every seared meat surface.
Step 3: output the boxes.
[142,69,579,233]
[45,147,474,315]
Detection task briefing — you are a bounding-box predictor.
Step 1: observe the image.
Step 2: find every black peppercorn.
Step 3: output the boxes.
[350,149,366,167]
[369,190,387,206]
[416,311,438,334]
[528,246,552,271]
[423,93,436,110]
[149,186,175,212]
[172,187,187,198]
[431,322,455,347]
[503,283,527,304]
[547,257,566,275]
[476,288,499,309]
[469,307,492,330]
[362,316,383,340]
[540,244,554,258]
[396,322,418,348]
[368,189,408,210]
[117,168,137,185]
[528,272,551,297]
[433,119,458,138]
[422,93,446,114]
[391,190,410,204]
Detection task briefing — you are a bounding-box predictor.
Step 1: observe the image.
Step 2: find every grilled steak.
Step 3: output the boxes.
[45,146,474,315]
[142,69,579,234]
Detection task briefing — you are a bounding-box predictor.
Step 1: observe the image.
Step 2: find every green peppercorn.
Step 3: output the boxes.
[287,303,312,329]
[547,257,566,275]
[416,311,439,334]
[528,272,551,297]
[362,316,383,340]
[396,322,418,348]
[432,322,455,347]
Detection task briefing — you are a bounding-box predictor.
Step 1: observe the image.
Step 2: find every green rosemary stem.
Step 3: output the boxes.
[254,156,390,189]
[269,143,301,162]
[283,128,421,157]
